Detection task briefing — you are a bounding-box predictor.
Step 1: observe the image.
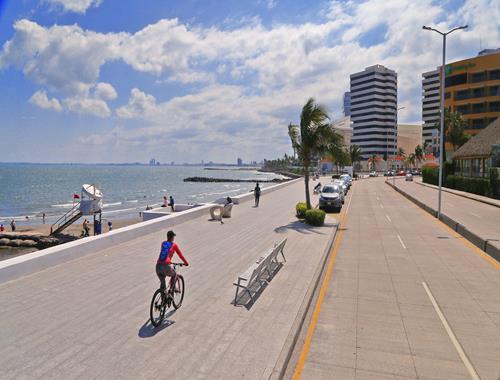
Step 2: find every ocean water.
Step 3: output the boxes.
[0,163,283,226]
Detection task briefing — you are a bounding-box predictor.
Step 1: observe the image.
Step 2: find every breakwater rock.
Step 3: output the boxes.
[184,176,289,183]
[0,234,60,249]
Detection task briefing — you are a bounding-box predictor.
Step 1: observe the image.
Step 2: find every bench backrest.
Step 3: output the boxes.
[222,203,233,216]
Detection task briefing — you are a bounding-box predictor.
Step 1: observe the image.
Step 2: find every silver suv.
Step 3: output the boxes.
[319,185,343,212]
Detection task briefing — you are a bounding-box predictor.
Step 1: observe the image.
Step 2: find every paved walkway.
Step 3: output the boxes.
[394,177,500,257]
[296,177,500,380]
[0,180,337,380]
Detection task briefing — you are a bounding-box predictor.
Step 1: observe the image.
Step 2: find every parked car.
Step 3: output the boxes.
[397,170,406,176]
[339,174,352,189]
[405,173,413,181]
[333,179,347,197]
[369,171,377,177]
[319,185,343,212]
[410,169,420,176]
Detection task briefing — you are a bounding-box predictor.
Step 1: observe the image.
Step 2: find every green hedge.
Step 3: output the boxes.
[296,202,307,218]
[305,209,326,226]
[445,175,491,196]
[422,167,438,185]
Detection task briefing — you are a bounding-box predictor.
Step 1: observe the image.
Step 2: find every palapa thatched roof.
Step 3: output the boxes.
[453,117,500,159]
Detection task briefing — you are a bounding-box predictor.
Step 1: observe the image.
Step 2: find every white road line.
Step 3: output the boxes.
[422,282,480,380]
[385,214,392,222]
[380,203,384,209]
[397,235,406,249]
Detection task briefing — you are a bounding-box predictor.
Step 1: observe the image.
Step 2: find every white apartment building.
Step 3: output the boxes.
[422,69,440,153]
[350,65,398,159]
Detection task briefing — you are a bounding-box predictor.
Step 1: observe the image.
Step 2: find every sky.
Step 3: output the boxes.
[0,0,499,164]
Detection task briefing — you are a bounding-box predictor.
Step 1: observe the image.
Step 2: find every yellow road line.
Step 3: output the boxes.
[391,184,500,269]
[292,185,354,379]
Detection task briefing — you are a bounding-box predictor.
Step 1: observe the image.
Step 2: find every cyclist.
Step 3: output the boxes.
[156,230,189,293]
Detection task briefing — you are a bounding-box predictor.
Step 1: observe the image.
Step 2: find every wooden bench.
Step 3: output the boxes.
[233,238,287,305]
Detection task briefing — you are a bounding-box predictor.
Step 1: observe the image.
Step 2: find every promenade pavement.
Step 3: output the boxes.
[295,177,500,380]
[0,180,337,380]
[394,177,500,257]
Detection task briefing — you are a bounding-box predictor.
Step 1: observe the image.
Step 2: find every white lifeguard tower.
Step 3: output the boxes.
[50,184,103,235]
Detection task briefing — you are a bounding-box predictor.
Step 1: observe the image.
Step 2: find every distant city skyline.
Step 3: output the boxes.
[0,0,499,163]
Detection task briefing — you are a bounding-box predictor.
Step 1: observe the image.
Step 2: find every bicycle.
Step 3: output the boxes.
[150,263,185,327]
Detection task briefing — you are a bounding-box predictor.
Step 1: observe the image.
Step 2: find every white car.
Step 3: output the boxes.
[333,180,347,199]
[369,171,377,177]
[405,173,413,181]
[339,174,352,188]
[319,185,343,212]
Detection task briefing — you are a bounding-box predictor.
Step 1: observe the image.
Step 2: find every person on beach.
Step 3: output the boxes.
[254,182,261,207]
[0,224,4,232]
[107,221,113,231]
[82,219,89,236]
[42,213,46,224]
[156,230,189,292]
[10,219,16,232]
[162,196,168,208]
[169,195,175,212]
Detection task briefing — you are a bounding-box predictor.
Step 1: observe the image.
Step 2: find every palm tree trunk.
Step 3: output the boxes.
[304,162,311,209]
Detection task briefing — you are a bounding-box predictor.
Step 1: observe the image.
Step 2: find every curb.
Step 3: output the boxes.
[269,219,340,379]
[385,180,500,262]
[416,180,500,208]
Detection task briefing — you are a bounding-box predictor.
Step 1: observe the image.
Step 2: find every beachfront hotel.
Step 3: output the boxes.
[350,64,398,159]
[422,48,500,152]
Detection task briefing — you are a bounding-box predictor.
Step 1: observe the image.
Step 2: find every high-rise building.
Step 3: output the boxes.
[422,49,500,151]
[331,116,353,148]
[343,92,351,116]
[237,158,243,166]
[350,65,398,159]
[421,69,440,150]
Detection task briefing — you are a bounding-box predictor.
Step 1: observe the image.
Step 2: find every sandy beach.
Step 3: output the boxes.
[0,216,143,261]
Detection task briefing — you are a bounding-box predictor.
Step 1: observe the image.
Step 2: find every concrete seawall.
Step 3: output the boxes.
[0,178,302,284]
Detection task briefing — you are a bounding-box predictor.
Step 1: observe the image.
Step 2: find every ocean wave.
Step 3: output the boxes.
[103,202,122,208]
[51,202,76,208]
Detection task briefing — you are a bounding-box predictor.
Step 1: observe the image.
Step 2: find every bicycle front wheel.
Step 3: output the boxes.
[150,289,166,327]
[172,275,185,309]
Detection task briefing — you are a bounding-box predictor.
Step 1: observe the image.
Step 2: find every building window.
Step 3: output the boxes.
[470,71,486,83]
[489,85,500,96]
[445,92,451,99]
[490,70,500,80]
[472,158,481,177]
[455,160,462,176]
[463,159,471,177]
[455,89,469,100]
[471,103,485,114]
[471,88,485,98]
[489,101,500,112]
[445,73,467,87]
[456,105,469,114]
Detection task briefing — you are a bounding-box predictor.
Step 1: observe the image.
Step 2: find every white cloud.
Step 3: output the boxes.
[2,0,500,160]
[29,90,62,112]
[44,0,102,14]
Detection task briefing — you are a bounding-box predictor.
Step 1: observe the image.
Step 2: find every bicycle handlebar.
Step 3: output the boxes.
[171,262,186,267]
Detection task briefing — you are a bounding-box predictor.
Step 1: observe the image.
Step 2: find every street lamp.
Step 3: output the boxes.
[392,106,405,186]
[422,24,468,219]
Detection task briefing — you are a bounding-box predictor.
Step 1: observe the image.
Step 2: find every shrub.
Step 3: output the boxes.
[305,209,326,226]
[422,166,439,185]
[296,202,307,218]
[445,175,490,196]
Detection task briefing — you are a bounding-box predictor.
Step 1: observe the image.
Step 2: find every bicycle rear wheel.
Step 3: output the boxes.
[150,289,166,327]
[172,275,185,309]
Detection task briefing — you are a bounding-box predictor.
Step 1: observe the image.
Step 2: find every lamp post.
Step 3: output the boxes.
[422,24,468,219]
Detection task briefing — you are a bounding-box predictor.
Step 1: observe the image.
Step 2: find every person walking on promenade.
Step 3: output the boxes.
[10,219,16,232]
[169,195,175,212]
[42,213,46,224]
[254,182,261,207]
[107,220,113,231]
[156,230,189,293]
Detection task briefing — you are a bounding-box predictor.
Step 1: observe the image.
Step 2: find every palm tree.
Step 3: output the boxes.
[434,108,470,161]
[414,145,423,168]
[349,145,362,177]
[325,131,345,174]
[407,153,416,169]
[368,154,378,171]
[288,98,335,209]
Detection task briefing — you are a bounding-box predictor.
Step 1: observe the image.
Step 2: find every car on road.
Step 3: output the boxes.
[397,170,406,176]
[369,171,377,177]
[410,169,420,176]
[405,173,413,181]
[339,174,352,189]
[333,179,347,197]
[319,185,343,212]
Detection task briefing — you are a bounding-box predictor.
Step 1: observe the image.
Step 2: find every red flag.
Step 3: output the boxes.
[73,194,80,199]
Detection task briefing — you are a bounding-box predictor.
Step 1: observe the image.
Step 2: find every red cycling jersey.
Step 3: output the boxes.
[157,241,189,265]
